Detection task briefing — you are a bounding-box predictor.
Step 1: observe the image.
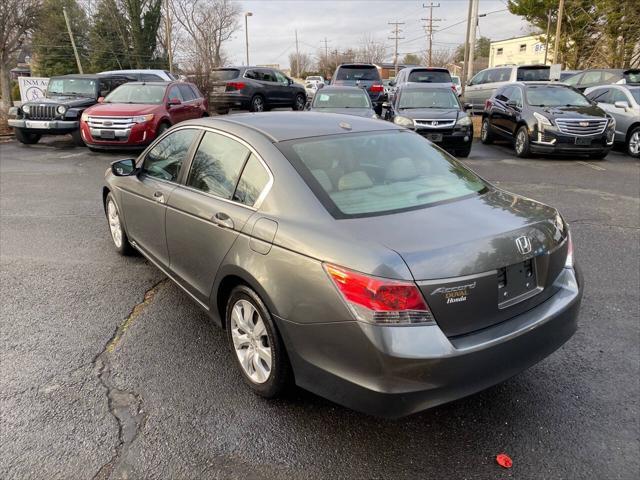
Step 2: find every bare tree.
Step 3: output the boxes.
[288,51,311,78]
[428,48,456,68]
[0,0,41,121]
[356,34,387,64]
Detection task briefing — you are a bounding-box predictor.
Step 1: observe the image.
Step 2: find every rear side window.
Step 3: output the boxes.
[178,84,196,101]
[581,71,602,85]
[212,69,239,81]
[335,66,380,81]
[141,73,163,81]
[516,67,550,81]
[280,131,486,218]
[407,69,452,83]
[142,129,197,182]
[469,70,487,85]
[244,69,258,80]
[187,132,250,199]
[563,73,582,86]
[189,84,203,98]
[233,154,271,206]
[168,85,183,101]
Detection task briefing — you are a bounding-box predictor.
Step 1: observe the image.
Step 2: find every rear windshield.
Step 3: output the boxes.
[212,69,240,81]
[105,84,166,104]
[407,69,452,83]
[624,70,640,84]
[525,85,590,107]
[335,66,380,81]
[279,130,486,218]
[313,91,371,108]
[516,67,550,81]
[399,89,459,109]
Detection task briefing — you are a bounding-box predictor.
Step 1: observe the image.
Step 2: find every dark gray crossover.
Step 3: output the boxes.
[103,112,582,418]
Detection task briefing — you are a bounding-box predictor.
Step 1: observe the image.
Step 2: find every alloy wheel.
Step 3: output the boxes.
[252,96,264,112]
[481,121,489,141]
[230,299,272,384]
[629,131,640,155]
[515,130,526,154]
[107,199,123,248]
[295,95,305,110]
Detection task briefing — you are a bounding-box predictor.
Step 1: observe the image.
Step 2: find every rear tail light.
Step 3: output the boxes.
[485,99,493,110]
[370,84,384,93]
[226,81,246,91]
[565,231,574,267]
[451,85,457,93]
[324,263,434,325]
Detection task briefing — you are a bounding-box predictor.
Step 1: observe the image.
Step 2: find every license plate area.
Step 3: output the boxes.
[213,85,226,93]
[427,133,443,142]
[100,129,115,139]
[575,136,591,145]
[497,259,540,309]
[25,120,50,129]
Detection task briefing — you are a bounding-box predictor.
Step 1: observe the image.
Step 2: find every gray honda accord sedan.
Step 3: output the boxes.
[103,112,582,418]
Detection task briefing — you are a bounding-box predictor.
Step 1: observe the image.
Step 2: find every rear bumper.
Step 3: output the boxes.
[210,93,251,110]
[277,266,582,418]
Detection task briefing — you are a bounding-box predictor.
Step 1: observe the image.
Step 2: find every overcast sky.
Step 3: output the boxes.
[222,0,533,68]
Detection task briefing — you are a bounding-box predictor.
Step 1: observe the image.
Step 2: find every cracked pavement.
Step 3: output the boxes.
[1,137,638,479]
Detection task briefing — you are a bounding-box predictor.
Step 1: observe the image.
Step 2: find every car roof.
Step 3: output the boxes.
[182,112,400,142]
[336,63,377,68]
[52,74,101,79]
[398,83,454,91]
[317,86,369,93]
[405,66,450,72]
[511,81,557,87]
[120,81,173,86]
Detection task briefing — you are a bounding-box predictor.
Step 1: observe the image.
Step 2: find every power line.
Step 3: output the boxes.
[422,2,442,66]
[388,21,405,76]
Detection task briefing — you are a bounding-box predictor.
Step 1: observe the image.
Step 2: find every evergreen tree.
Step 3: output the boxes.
[89,0,129,71]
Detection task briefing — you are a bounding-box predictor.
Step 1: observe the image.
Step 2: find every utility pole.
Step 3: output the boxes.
[244,12,253,66]
[320,37,331,79]
[421,3,441,66]
[295,29,300,77]
[467,0,479,79]
[63,7,83,74]
[388,21,405,77]
[544,9,551,65]
[461,0,473,93]
[552,0,565,65]
[164,0,173,73]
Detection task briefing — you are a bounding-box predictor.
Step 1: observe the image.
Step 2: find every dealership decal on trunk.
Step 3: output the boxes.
[431,282,476,304]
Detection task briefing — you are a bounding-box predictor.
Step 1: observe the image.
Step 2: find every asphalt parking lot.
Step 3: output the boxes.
[1,134,638,479]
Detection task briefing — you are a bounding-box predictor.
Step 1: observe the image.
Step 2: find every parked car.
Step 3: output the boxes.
[562,68,640,92]
[481,82,615,159]
[80,81,207,151]
[330,63,386,114]
[304,82,319,104]
[99,69,178,81]
[305,75,325,85]
[383,84,473,157]
[8,73,135,146]
[103,112,581,418]
[390,67,453,90]
[585,84,640,158]
[451,75,462,96]
[464,65,550,113]
[559,70,582,82]
[308,86,377,118]
[210,66,306,114]
[382,79,393,97]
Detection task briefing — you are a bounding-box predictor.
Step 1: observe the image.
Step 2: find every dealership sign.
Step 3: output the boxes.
[18,77,49,102]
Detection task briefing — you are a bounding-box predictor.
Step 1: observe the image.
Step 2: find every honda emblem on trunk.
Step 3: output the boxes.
[515,236,532,255]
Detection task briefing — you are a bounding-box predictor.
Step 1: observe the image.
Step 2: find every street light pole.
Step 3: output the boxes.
[244,12,253,66]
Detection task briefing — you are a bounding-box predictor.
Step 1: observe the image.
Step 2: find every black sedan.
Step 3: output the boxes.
[481,82,615,159]
[383,84,473,157]
[308,86,378,118]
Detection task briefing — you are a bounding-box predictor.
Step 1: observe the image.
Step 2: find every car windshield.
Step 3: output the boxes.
[281,130,486,218]
[516,67,550,81]
[47,78,96,97]
[313,91,371,108]
[399,89,459,109]
[212,69,239,81]
[104,84,166,104]
[335,66,379,81]
[526,86,591,107]
[407,69,452,83]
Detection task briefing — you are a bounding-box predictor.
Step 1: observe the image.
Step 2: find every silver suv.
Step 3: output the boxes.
[464,65,550,113]
[585,84,640,158]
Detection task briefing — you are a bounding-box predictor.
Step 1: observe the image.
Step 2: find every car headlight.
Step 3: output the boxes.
[57,105,67,115]
[456,115,472,126]
[393,115,414,127]
[607,116,616,129]
[22,104,31,114]
[565,230,574,268]
[132,114,154,123]
[81,112,89,122]
[554,212,565,235]
[533,111,552,126]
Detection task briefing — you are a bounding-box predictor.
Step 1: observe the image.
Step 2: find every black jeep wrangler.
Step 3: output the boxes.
[8,73,135,146]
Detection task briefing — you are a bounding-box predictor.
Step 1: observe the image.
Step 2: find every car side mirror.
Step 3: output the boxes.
[97,97,105,103]
[167,98,181,107]
[463,103,472,111]
[111,158,137,176]
[614,100,630,110]
[506,99,520,108]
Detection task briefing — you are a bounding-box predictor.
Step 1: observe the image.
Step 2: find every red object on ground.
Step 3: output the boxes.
[496,453,513,468]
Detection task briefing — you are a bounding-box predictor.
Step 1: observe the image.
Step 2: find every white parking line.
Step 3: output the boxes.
[576,161,606,171]
[59,152,84,158]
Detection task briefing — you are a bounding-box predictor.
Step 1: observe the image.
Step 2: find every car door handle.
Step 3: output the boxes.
[153,191,165,204]
[212,212,234,229]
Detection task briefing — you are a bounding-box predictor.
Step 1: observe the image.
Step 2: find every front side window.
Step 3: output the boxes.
[280,130,486,218]
[313,91,371,108]
[610,89,629,104]
[274,71,289,85]
[233,154,271,206]
[582,71,602,85]
[178,84,196,101]
[526,85,591,107]
[398,89,459,109]
[187,132,250,199]
[509,87,523,107]
[142,129,198,182]
[168,86,183,102]
[105,84,166,104]
[469,70,486,85]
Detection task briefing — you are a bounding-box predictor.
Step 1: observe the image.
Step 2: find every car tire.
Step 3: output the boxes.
[588,151,609,160]
[14,129,41,145]
[226,285,292,398]
[71,129,85,147]
[456,145,472,158]
[480,118,493,144]
[105,192,134,256]
[156,122,170,138]
[626,126,640,158]
[514,126,531,158]
[215,108,229,115]
[292,93,306,111]
[249,95,265,112]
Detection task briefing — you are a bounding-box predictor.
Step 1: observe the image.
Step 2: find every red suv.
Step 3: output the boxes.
[80,81,208,150]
